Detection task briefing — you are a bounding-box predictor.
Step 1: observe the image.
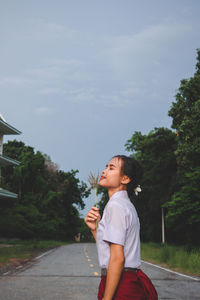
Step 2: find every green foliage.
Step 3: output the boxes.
[141,243,200,276]
[165,49,200,245]
[168,49,200,171]
[164,167,200,244]
[125,127,177,242]
[0,140,90,240]
[0,240,69,264]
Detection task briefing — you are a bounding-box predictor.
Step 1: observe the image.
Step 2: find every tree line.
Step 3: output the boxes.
[0,141,90,240]
[98,49,200,247]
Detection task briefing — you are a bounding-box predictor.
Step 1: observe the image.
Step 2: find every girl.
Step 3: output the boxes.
[85,155,158,300]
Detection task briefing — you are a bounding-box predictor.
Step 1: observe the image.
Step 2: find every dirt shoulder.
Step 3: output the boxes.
[0,244,40,276]
[0,240,68,276]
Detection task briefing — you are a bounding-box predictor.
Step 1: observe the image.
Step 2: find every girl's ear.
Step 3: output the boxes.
[121,175,131,185]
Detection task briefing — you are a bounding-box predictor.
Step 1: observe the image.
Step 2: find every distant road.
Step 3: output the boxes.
[0,243,199,300]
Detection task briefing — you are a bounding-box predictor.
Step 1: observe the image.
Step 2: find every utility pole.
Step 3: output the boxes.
[162,207,165,244]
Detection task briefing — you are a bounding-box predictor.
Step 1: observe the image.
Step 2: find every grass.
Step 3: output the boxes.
[0,239,70,265]
[141,242,200,277]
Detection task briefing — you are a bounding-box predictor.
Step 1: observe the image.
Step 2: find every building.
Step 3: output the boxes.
[0,115,21,199]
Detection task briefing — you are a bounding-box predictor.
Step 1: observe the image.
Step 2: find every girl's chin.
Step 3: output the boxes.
[99,181,106,187]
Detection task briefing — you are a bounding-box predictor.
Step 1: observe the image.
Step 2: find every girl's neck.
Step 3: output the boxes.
[108,186,127,199]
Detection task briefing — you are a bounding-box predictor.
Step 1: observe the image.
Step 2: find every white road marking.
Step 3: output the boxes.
[142,260,200,281]
[16,265,23,269]
[35,249,55,260]
[3,271,10,276]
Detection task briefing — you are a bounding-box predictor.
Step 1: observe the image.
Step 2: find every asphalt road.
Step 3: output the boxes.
[0,243,199,300]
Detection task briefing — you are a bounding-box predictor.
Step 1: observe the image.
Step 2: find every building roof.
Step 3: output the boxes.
[0,155,20,166]
[0,188,18,199]
[0,118,21,135]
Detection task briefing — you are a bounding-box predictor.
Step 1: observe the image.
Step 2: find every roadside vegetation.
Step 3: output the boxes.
[141,243,200,277]
[0,239,69,266]
[0,141,90,241]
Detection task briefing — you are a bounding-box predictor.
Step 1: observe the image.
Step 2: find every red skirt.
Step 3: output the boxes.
[98,269,158,300]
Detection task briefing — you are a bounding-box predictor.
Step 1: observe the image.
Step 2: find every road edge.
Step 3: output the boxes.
[142,260,200,281]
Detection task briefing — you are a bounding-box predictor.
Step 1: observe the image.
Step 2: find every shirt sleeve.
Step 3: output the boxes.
[103,203,127,246]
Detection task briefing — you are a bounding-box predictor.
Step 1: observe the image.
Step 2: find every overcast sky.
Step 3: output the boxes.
[1,0,200,215]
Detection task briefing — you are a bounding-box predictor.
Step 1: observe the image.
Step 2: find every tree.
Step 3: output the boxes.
[164,167,200,245]
[0,140,90,240]
[168,51,200,171]
[165,49,200,245]
[125,128,177,242]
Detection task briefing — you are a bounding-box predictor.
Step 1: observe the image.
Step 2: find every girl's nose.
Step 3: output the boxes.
[102,169,106,175]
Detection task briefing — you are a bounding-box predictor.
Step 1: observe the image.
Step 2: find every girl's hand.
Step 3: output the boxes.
[84,206,101,231]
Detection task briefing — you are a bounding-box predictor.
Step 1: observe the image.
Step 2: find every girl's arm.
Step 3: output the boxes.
[103,243,125,300]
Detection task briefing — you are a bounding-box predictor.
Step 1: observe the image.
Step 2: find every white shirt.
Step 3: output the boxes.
[96,190,141,269]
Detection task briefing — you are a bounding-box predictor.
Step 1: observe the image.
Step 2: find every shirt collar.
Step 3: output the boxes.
[109,190,130,202]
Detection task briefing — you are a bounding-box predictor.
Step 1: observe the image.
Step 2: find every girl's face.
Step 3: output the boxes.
[99,157,125,190]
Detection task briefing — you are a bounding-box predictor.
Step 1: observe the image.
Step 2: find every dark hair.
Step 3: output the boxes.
[113,155,143,197]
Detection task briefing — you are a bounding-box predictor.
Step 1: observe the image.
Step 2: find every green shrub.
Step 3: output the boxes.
[141,243,200,276]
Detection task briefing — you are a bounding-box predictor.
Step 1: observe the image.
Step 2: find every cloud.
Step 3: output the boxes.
[1,20,195,108]
[25,19,81,41]
[0,76,32,88]
[94,21,193,105]
[26,58,87,84]
[39,87,63,95]
[46,58,84,67]
[35,107,53,115]
[107,21,192,78]
[0,57,94,101]
[98,89,142,107]
[67,87,97,103]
